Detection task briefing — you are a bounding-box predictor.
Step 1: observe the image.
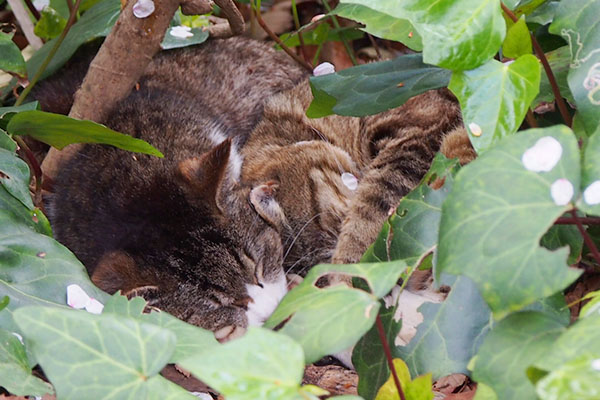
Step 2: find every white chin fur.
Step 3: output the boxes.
[245,274,288,326]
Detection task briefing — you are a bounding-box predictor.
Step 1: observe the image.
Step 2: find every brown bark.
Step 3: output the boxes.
[40,0,244,180]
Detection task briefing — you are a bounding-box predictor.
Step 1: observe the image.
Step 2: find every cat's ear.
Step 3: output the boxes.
[250,181,286,230]
[177,138,233,212]
[91,251,150,294]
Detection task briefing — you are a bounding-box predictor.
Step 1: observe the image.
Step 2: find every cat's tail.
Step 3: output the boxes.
[30,41,101,115]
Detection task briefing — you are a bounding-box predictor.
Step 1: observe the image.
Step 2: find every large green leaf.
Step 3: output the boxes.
[307,54,450,118]
[0,226,108,333]
[34,6,67,40]
[437,126,582,317]
[579,130,600,215]
[395,274,492,380]
[471,311,567,399]
[338,0,505,70]
[265,261,405,363]
[0,328,54,396]
[448,55,541,153]
[549,0,600,135]
[334,3,422,51]
[13,306,192,400]
[536,354,600,400]
[103,293,218,363]
[0,102,41,131]
[533,46,575,109]
[0,32,26,78]
[179,327,311,400]
[7,111,163,157]
[27,0,121,80]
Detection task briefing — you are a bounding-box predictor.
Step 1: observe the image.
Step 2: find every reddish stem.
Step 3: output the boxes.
[500,2,572,127]
[569,210,600,266]
[375,315,406,400]
[555,217,600,225]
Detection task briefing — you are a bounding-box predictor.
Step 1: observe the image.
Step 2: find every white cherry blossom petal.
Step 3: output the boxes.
[33,0,49,10]
[66,284,90,309]
[85,298,104,314]
[468,122,482,137]
[341,172,358,191]
[522,136,563,172]
[583,180,600,205]
[11,332,24,344]
[170,25,194,39]
[313,62,335,76]
[592,359,600,371]
[132,0,155,19]
[550,178,574,206]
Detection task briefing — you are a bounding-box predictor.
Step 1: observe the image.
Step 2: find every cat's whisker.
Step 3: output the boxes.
[285,247,322,277]
[282,212,323,263]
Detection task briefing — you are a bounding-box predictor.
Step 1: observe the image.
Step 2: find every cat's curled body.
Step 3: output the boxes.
[42,36,473,335]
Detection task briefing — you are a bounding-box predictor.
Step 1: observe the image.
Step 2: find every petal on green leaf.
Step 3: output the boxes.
[449,55,541,153]
[7,111,163,157]
[437,126,582,317]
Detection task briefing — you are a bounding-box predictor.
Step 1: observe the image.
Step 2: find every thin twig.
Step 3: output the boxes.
[22,0,41,21]
[525,109,538,128]
[367,33,382,60]
[570,210,600,266]
[15,0,83,106]
[500,2,572,127]
[375,315,406,400]
[321,0,358,66]
[555,216,600,225]
[291,0,309,65]
[252,4,313,72]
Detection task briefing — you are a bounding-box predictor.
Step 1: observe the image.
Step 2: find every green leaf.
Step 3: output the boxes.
[0,32,26,78]
[527,1,560,25]
[473,383,498,400]
[278,24,364,49]
[549,0,600,135]
[0,148,33,209]
[334,3,422,51]
[375,359,424,400]
[0,226,108,333]
[7,111,163,157]
[14,306,190,400]
[102,293,218,363]
[579,130,600,215]
[448,55,541,154]
[0,130,17,153]
[265,261,405,363]
[307,54,450,118]
[534,314,600,372]
[161,26,209,50]
[503,16,532,59]
[0,101,41,131]
[540,225,584,265]
[27,0,121,80]
[0,328,54,396]
[580,290,600,317]
[514,0,548,16]
[533,46,575,109]
[34,6,67,40]
[395,274,492,380]
[472,311,567,400]
[339,0,505,70]
[437,126,582,317]
[179,327,309,400]
[536,355,600,400]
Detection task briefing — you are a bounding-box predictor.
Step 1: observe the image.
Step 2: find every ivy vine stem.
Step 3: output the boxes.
[375,314,406,400]
[13,136,43,210]
[500,2,573,127]
[569,210,600,266]
[555,216,600,225]
[15,0,83,106]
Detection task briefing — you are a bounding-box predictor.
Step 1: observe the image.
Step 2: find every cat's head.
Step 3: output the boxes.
[91,139,288,340]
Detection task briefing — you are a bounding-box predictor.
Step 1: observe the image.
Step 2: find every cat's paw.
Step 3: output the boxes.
[214,325,247,343]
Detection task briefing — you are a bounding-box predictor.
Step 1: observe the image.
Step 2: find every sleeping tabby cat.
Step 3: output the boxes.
[36,36,473,338]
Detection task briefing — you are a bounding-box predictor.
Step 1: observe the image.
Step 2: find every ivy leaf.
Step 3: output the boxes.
[578,130,600,215]
[335,2,422,51]
[265,261,405,363]
[278,24,363,48]
[338,0,505,70]
[448,55,541,154]
[0,328,54,396]
[527,1,560,25]
[27,0,120,80]
[0,102,41,131]
[503,16,532,59]
[34,6,67,40]
[472,311,567,400]
[540,225,584,265]
[307,54,450,118]
[437,126,582,318]
[0,148,34,210]
[533,46,575,109]
[13,306,192,400]
[102,293,218,363]
[7,111,163,157]
[549,0,600,136]
[375,359,433,400]
[536,355,600,400]
[0,32,26,78]
[179,327,310,400]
